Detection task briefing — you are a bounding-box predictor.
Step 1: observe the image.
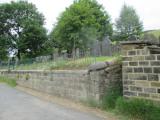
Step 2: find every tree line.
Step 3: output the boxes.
[0,0,143,60]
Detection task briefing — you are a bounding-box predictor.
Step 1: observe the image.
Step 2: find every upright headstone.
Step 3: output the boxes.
[90,40,101,56]
[101,36,112,56]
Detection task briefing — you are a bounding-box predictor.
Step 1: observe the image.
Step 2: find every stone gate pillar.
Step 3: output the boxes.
[121,41,160,101]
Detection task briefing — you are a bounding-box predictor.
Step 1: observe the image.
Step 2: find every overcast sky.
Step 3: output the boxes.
[1,0,160,32]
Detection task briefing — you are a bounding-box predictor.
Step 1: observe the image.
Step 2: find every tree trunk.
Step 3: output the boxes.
[17,49,21,60]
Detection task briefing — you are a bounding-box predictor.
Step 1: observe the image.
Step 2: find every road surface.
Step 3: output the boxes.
[0,84,104,120]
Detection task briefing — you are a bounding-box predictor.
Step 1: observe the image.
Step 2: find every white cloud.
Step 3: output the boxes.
[1,0,160,31]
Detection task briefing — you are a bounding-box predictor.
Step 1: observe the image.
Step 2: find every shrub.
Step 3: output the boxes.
[116,97,160,120]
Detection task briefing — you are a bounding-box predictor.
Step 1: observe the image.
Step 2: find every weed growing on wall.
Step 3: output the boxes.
[101,87,122,110]
[101,83,123,110]
[25,74,30,80]
[0,76,17,87]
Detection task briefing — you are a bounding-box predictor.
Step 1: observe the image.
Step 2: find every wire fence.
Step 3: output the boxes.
[0,53,99,70]
[0,42,121,70]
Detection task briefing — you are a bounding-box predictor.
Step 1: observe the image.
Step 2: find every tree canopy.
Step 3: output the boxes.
[115,4,143,41]
[50,0,113,54]
[0,1,47,60]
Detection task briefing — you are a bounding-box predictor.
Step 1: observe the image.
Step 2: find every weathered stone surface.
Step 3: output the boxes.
[134,75,147,80]
[134,67,143,73]
[129,74,147,80]
[143,67,152,73]
[148,74,159,81]
[157,55,160,60]
[124,91,137,96]
[122,40,160,101]
[123,74,128,80]
[151,94,160,99]
[121,50,127,56]
[135,45,145,49]
[130,86,142,92]
[123,80,135,85]
[151,82,160,87]
[129,62,138,66]
[135,81,150,87]
[144,88,157,93]
[123,67,133,73]
[88,62,108,72]
[139,61,149,66]
[149,46,160,54]
[122,45,134,50]
[122,62,128,66]
[132,56,144,61]
[128,51,136,56]
[153,67,160,73]
[0,62,122,103]
[145,55,156,60]
[136,49,148,56]
[138,93,150,97]
[123,86,129,90]
[136,50,141,55]
[150,61,160,66]
[123,57,132,61]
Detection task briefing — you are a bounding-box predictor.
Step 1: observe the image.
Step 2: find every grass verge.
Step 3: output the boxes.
[83,84,160,120]
[0,76,17,87]
[116,97,160,120]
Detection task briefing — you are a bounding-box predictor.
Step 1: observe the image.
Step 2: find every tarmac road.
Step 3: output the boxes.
[0,84,104,120]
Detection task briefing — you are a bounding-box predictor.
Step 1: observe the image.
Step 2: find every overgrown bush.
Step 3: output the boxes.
[116,97,160,120]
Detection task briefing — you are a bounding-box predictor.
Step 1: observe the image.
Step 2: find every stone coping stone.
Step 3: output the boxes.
[0,70,88,74]
[121,40,159,45]
[148,46,160,52]
[88,62,108,71]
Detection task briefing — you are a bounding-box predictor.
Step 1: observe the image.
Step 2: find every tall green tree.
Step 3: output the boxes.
[50,0,112,54]
[0,1,47,59]
[115,4,143,41]
[0,35,8,60]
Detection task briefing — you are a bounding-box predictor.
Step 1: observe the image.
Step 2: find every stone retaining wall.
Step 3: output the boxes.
[0,63,122,102]
[121,41,160,101]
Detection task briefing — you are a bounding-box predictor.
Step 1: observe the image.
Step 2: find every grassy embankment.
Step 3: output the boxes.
[15,56,119,70]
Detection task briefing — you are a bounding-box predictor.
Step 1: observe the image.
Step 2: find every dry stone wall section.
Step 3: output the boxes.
[0,63,122,102]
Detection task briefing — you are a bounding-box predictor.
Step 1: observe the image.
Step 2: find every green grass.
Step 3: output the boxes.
[80,81,160,120]
[0,76,17,87]
[116,97,160,120]
[101,86,122,110]
[15,56,119,70]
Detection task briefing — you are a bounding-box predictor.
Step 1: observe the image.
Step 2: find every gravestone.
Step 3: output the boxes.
[101,36,112,56]
[90,40,101,56]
